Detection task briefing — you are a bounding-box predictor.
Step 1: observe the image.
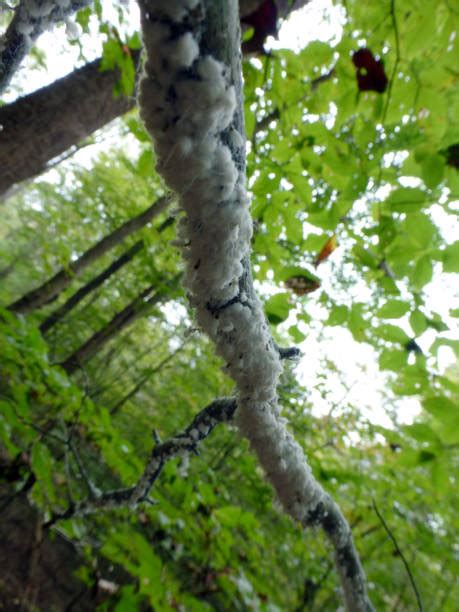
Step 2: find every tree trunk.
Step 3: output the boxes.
[59,279,176,375]
[0,485,97,611]
[39,240,144,334]
[8,196,170,314]
[0,49,140,199]
[0,2,311,200]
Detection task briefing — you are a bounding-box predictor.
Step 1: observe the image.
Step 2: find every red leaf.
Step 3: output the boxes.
[352,48,388,93]
[241,0,278,55]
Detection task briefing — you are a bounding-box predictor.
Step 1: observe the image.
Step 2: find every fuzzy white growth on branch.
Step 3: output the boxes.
[137,1,373,610]
[138,0,317,525]
[0,0,91,93]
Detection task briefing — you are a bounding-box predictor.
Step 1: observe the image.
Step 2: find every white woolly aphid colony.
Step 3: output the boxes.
[138,0,325,524]
[13,0,86,36]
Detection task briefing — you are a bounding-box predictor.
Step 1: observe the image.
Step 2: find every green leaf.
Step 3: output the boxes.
[403,423,441,446]
[137,149,154,177]
[288,325,306,343]
[423,396,459,443]
[410,310,427,335]
[374,324,410,344]
[31,444,57,504]
[421,153,445,189]
[352,244,379,269]
[348,303,367,342]
[417,450,436,464]
[264,293,291,325]
[411,255,433,290]
[115,586,143,612]
[379,348,407,372]
[278,266,320,284]
[100,38,124,72]
[376,300,410,319]
[125,117,151,143]
[442,241,459,272]
[430,337,459,357]
[127,32,142,50]
[403,213,437,251]
[431,455,450,490]
[327,304,349,326]
[392,364,429,395]
[426,314,448,332]
[385,187,427,213]
[75,7,92,32]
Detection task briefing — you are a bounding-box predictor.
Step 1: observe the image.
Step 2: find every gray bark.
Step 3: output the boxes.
[0,49,141,199]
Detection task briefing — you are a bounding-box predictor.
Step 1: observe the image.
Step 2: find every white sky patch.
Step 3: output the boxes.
[270,0,346,51]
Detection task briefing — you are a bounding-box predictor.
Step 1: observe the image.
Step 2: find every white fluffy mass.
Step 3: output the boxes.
[138,0,326,524]
[12,0,90,46]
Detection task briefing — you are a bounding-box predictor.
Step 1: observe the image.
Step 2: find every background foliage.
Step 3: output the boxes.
[1,0,458,610]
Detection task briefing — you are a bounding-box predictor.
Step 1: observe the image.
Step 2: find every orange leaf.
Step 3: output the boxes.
[314,234,338,268]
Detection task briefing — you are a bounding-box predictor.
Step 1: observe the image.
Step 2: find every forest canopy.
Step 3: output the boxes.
[0,0,458,610]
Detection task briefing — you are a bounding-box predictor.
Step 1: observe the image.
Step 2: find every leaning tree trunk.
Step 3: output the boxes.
[136,0,373,610]
[0,50,140,199]
[8,196,170,314]
[39,240,144,334]
[59,278,177,375]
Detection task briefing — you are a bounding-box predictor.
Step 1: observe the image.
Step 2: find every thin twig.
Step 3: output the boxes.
[68,439,101,499]
[374,0,401,194]
[381,0,401,127]
[372,498,423,612]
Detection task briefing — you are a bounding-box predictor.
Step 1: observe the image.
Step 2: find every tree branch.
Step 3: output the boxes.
[136,1,373,610]
[43,397,237,527]
[58,275,179,375]
[0,48,141,198]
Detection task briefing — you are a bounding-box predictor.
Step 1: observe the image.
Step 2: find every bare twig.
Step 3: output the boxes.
[382,0,401,127]
[109,340,189,415]
[67,439,101,499]
[372,498,423,612]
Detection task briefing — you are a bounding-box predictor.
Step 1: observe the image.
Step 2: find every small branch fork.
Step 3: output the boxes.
[43,397,237,528]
